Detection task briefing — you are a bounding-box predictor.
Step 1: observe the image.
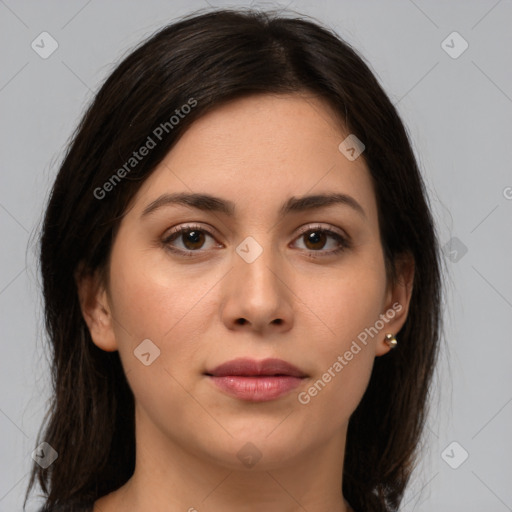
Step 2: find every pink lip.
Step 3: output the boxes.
[205,358,307,402]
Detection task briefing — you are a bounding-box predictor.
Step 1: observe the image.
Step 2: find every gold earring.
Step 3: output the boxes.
[384,333,398,349]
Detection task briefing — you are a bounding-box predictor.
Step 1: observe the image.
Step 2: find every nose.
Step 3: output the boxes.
[220,241,294,335]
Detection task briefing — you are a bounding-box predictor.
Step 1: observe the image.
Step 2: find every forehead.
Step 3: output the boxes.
[127,93,377,223]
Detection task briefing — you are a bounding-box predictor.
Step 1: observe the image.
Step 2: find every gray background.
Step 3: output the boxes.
[1,0,511,510]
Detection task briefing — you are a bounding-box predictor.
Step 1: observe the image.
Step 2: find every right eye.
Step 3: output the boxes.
[162,224,221,256]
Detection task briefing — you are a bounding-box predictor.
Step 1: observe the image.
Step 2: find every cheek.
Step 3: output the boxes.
[294,256,386,415]
[106,250,216,429]
[298,255,387,345]
[108,243,212,341]
[107,243,226,391]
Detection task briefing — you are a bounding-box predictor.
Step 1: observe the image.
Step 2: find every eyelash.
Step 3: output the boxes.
[161,223,351,259]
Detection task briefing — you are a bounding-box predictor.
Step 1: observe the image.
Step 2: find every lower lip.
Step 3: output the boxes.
[207,375,304,402]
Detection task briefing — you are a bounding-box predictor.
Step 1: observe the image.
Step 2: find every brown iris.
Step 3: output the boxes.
[180,229,206,250]
[303,230,327,250]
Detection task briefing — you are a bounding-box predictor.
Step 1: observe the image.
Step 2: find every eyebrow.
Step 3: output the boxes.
[141,192,366,219]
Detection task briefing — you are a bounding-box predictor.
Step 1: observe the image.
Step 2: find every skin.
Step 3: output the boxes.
[78,93,414,512]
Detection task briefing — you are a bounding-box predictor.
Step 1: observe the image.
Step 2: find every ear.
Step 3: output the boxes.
[375,252,415,357]
[75,265,118,352]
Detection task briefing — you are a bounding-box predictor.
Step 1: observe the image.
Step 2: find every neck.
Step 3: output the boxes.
[101,404,353,512]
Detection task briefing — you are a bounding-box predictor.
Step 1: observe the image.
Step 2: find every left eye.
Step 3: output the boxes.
[162,224,349,256]
[293,227,348,252]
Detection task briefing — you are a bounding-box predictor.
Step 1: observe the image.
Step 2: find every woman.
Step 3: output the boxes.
[25,7,442,512]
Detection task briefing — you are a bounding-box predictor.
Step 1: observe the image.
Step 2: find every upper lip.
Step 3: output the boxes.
[205,358,307,378]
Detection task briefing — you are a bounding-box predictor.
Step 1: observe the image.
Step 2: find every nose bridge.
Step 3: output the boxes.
[234,233,282,299]
[223,231,293,331]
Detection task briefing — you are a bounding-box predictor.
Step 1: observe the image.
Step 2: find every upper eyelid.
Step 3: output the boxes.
[165,223,218,241]
[295,223,346,237]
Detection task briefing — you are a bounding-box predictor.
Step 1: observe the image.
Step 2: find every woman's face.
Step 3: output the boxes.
[80,93,412,471]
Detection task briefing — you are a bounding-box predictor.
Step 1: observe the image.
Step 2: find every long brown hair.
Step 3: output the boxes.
[26,7,442,512]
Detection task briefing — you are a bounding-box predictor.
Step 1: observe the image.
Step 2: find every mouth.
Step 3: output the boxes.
[204,358,308,402]
[204,357,308,378]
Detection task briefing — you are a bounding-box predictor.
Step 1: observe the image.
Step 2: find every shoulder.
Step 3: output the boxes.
[38,501,94,512]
